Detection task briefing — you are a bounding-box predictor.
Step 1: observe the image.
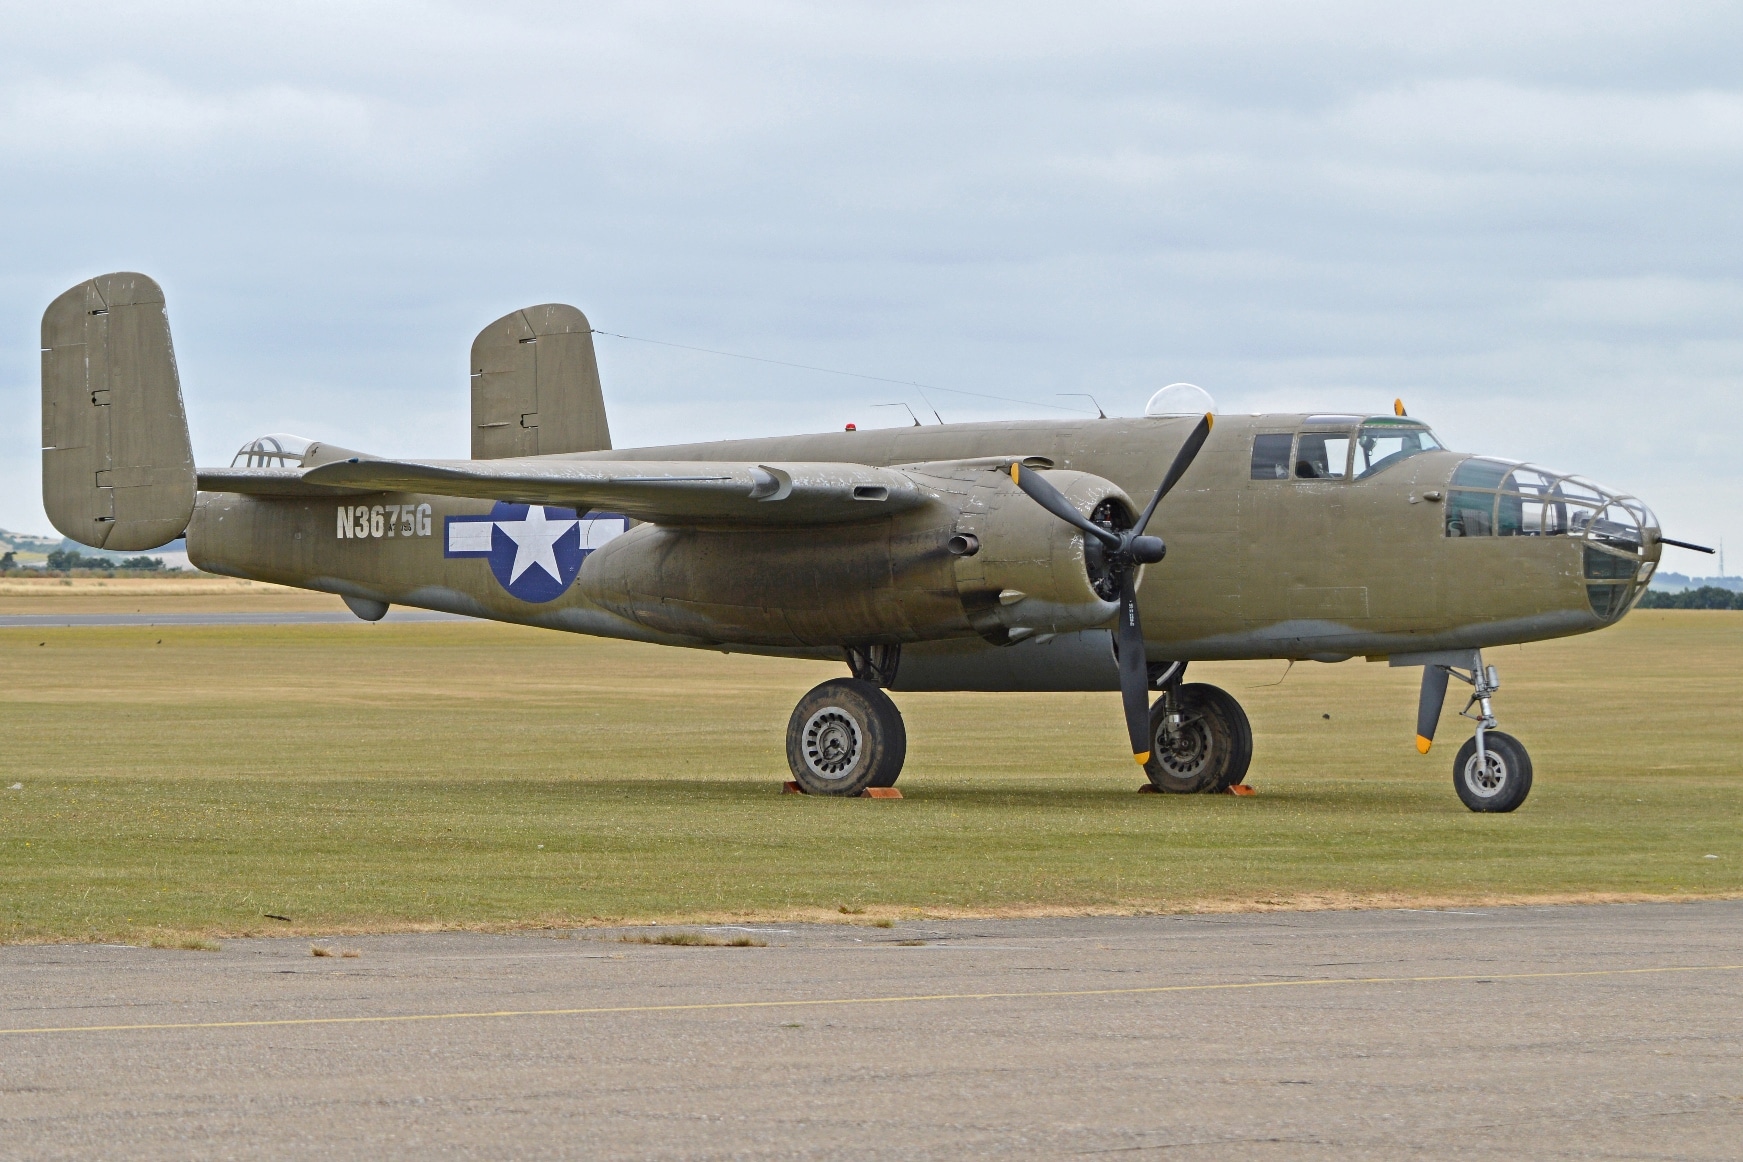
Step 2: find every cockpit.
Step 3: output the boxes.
[1244,413,1659,623]
[231,434,314,468]
[1249,416,1444,481]
[1444,457,1658,619]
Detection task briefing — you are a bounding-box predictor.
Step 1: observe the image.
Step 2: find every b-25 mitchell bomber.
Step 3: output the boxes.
[43,273,1708,811]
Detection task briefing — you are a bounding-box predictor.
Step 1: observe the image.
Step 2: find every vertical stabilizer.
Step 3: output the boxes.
[41,273,196,550]
[470,304,611,459]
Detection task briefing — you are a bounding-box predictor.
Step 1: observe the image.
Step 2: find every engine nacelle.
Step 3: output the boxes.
[924,463,1128,646]
[575,461,1133,648]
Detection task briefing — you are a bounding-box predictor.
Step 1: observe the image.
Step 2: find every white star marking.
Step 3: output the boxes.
[495,505,580,584]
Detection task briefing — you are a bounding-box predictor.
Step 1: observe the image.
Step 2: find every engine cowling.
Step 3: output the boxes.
[919,462,1129,646]
[575,461,1132,649]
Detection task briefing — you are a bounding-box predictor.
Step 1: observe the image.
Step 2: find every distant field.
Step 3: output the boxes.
[1,606,1739,942]
[0,575,332,613]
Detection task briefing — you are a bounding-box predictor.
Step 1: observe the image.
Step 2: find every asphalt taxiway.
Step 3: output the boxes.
[3,902,1740,1158]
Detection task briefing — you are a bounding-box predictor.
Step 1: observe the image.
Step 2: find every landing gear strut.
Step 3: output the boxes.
[1415,651,1533,813]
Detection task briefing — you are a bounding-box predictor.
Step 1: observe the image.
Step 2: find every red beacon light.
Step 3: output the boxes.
[844,423,857,431]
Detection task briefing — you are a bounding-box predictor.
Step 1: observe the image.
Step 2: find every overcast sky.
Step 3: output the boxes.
[2,1,1739,569]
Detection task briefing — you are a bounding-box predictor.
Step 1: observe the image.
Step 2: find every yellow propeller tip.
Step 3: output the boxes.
[1204,413,1214,429]
[1394,398,1407,416]
[1010,463,1020,483]
[1415,735,1433,754]
[1133,751,1151,765]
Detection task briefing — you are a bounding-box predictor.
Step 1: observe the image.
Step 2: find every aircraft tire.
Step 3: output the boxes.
[1144,682,1249,794]
[786,678,907,796]
[1199,685,1253,792]
[1453,731,1532,813]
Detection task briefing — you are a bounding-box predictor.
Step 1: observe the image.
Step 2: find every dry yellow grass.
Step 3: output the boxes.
[0,575,333,614]
[1,609,1739,942]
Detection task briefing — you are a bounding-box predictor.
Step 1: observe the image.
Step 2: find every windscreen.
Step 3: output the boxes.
[1354,420,1442,479]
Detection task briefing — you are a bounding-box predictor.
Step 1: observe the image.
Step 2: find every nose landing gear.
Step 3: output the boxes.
[1405,650,1534,813]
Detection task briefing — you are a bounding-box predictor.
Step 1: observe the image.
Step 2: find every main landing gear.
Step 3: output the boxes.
[1416,651,1533,813]
[785,678,907,796]
[1143,664,1253,794]
[782,659,1256,797]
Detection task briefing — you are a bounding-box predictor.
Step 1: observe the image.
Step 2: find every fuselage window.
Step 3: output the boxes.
[1250,433,1293,479]
[1497,469,1568,537]
[1450,458,1511,489]
[1445,491,1494,536]
[1354,422,1442,479]
[1295,433,1350,479]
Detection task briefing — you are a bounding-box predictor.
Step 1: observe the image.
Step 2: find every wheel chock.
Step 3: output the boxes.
[781,782,903,799]
[1138,783,1160,793]
[1228,784,1257,796]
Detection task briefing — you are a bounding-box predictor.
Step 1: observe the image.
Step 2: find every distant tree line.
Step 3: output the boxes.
[42,549,167,572]
[1638,586,1743,610]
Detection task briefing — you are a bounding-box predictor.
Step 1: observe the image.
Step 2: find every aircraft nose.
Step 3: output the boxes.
[1560,472,1659,619]
[1447,458,1658,621]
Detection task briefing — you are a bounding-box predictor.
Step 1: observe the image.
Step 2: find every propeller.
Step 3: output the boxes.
[1415,664,1449,753]
[1008,412,1214,765]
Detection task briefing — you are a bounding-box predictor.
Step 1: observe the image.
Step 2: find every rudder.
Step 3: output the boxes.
[470,304,611,459]
[41,273,195,550]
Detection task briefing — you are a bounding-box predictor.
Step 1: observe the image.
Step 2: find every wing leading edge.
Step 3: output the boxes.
[255,456,934,526]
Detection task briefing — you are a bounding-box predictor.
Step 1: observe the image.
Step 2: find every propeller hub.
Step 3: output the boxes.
[1125,534,1165,565]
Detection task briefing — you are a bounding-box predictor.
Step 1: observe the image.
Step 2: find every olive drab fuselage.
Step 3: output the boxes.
[38,273,1670,805]
[187,412,1660,682]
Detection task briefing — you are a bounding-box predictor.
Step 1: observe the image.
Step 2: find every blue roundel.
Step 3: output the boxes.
[486,502,584,603]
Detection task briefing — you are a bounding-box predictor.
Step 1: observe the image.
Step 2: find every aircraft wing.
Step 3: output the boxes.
[196,467,376,497]
[291,456,931,526]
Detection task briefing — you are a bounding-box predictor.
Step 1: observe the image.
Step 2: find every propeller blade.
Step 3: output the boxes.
[1415,665,1449,753]
[1116,571,1153,764]
[1135,413,1214,534]
[1009,463,1122,549]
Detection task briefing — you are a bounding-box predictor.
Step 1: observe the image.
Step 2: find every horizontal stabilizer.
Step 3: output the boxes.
[299,457,930,526]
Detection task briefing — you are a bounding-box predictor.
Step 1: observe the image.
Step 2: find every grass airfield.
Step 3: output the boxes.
[2,583,1740,943]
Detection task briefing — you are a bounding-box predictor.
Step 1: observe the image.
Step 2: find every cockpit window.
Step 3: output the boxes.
[1354,421,1442,479]
[1250,433,1293,480]
[1295,432,1350,479]
[232,433,314,468]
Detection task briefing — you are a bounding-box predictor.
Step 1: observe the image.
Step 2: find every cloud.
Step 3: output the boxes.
[0,1,1738,559]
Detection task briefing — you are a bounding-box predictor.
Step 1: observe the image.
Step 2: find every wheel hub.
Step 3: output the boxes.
[1154,716,1212,780]
[802,707,862,779]
[1462,749,1508,798]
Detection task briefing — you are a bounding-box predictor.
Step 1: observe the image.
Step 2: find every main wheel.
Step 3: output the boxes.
[1453,730,1532,813]
[786,678,907,796]
[1144,682,1253,794]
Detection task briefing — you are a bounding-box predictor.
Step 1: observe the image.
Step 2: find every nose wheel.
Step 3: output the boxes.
[1414,651,1534,813]
[1453,730,1532,812]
